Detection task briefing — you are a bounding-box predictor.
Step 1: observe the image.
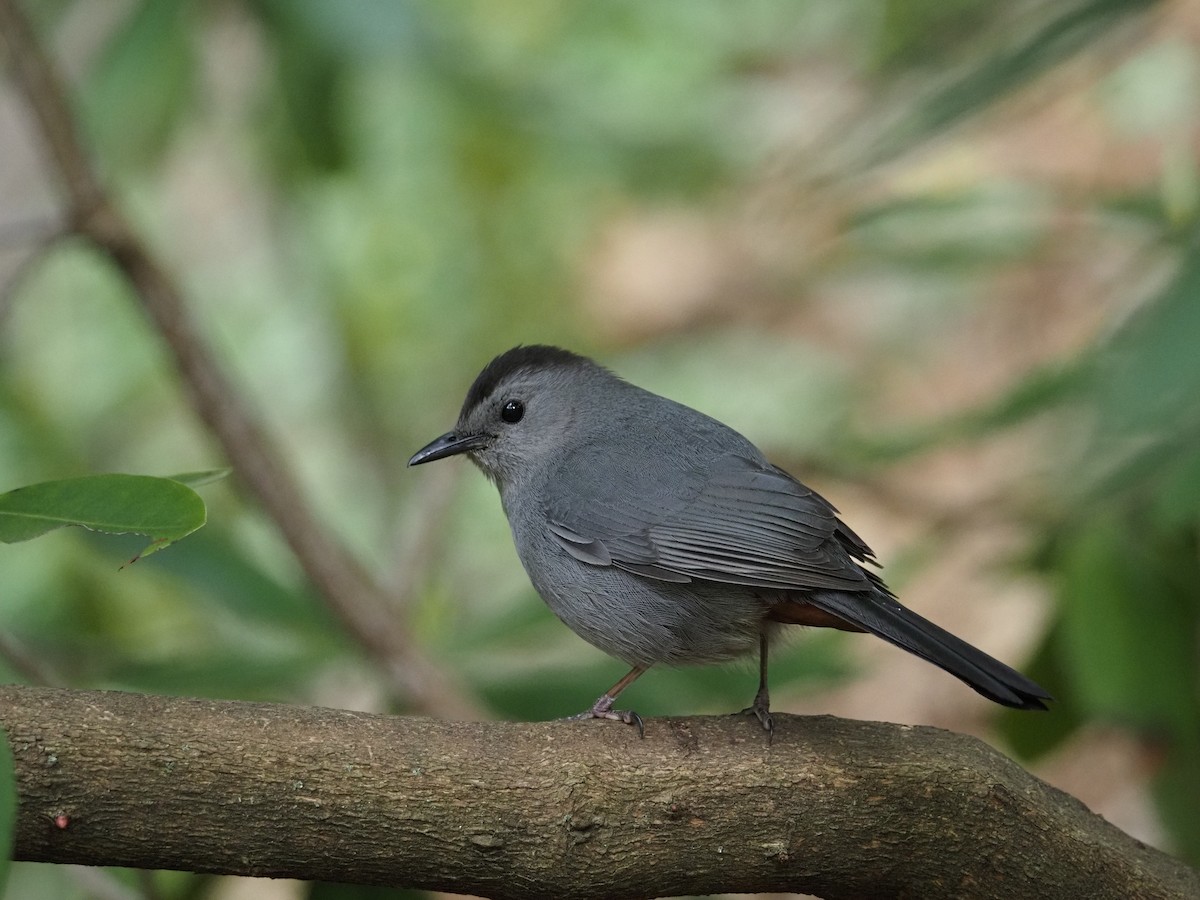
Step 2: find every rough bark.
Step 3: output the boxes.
[1,684,1194,900]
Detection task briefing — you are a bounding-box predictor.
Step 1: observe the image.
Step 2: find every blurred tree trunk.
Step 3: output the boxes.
[2,684,1195,900]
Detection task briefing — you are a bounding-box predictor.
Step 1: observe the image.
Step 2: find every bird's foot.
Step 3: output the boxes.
[566,694,645,738]
[738,686,774,738]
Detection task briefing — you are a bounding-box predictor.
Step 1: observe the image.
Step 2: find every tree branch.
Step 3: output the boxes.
[2,685,1194,900]
[0,0,478,719]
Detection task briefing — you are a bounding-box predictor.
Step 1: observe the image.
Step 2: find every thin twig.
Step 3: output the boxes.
[0,630,66,687]
[388,462,462,614]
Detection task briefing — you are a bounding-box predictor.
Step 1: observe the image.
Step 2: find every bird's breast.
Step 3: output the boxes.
[505,504,766,667]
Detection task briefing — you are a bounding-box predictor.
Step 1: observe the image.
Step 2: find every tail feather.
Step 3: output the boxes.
[808,589,1052,710]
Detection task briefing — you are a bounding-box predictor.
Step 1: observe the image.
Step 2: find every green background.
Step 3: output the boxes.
[1,0,1197,896]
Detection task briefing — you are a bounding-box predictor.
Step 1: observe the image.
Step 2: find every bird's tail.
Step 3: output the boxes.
[807,589,1052,710]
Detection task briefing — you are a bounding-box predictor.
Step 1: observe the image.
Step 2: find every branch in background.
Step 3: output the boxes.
[387,462,460,612]
[3,685,1195,900]
[0,0,480,719]
[0,631,65,687]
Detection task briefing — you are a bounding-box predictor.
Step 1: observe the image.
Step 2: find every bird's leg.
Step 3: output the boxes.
[739,630,774,735]
[567,664,648,737]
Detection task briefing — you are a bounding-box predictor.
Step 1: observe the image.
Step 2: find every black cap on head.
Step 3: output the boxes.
[460,345,591,419]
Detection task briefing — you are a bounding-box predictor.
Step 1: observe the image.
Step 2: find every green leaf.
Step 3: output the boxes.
[81,0,196,168]
[996,621,1083,760]
[0,475,206,558]
[1055,515,1199,729]
[1154,732,1200,867]
[0,726,15,895]
[875,0,1161,163]
[1104,258,1200,430]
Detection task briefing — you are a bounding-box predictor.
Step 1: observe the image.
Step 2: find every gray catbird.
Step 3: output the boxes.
[409,345,1051,732]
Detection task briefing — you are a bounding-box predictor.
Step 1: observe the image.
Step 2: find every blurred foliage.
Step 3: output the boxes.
[1002,227,1200,861]
[2,0,1198,896]
[873,0,1161,162]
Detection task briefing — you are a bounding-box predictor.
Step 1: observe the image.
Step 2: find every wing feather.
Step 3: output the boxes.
[545,451,873,591]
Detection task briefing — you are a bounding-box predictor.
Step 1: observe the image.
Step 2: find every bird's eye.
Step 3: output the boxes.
[501,399,525,423]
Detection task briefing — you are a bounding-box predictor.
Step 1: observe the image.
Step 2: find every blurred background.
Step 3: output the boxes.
[2,0,1198,898]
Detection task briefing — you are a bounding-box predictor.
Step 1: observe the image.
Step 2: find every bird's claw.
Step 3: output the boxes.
[566,697,645,737]
[739,686,774,739]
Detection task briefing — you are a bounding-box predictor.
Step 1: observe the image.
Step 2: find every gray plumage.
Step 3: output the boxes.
[409,345,1051,731]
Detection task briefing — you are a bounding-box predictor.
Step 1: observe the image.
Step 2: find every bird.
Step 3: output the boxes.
[409,344,1051,733]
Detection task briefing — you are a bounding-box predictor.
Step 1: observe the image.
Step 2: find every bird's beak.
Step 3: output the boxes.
[407,431,490,466]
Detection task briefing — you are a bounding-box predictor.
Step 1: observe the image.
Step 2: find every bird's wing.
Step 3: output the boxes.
[544,451,876,592]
